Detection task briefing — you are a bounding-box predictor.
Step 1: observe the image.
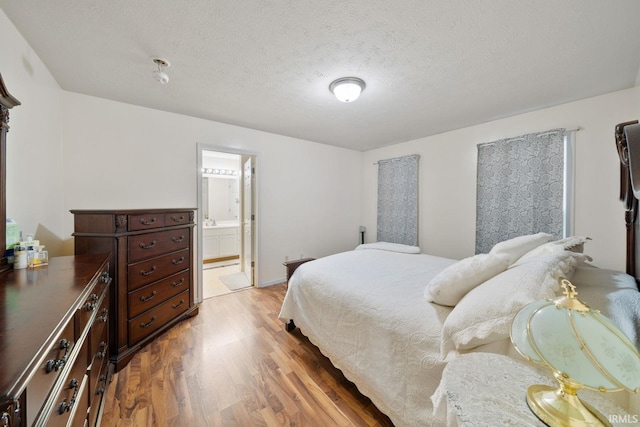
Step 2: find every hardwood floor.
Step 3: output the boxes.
[101,283,394,426]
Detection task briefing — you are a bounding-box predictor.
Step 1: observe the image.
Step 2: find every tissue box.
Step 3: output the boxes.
[6,221,19,249]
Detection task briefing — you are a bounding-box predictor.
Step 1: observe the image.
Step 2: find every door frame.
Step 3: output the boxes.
[241,156,255,286]
[195,143,260,303]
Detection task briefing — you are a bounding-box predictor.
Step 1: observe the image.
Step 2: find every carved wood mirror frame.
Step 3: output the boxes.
[0,74,21,273]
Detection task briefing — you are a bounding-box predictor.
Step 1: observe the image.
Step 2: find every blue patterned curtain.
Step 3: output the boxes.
[476,129,565,254]
[377,154,420,246]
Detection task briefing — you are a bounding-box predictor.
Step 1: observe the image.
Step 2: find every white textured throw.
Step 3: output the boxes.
[279,249,455,426]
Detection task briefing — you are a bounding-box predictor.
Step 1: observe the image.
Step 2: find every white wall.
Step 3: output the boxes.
[61,92,363,285]
[1,8,363,286]
[0,10,66,256]
[362,86,640,272]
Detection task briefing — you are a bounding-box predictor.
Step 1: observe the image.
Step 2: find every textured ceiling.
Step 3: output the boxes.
[1,1,640,151]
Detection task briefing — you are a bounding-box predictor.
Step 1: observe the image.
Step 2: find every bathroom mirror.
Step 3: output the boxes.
[202,175,239,223]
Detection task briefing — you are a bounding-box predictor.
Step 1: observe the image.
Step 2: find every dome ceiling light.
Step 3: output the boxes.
[329,77,366,103]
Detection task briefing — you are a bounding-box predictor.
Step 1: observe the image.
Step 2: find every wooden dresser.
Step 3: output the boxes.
[0,254,111,427]
[71,208,198,371]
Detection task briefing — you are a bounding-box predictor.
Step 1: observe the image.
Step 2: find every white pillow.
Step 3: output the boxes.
[424,253,510,306]
[489,232,554,265]
[440,250,590,358]
[355,242,421,254]
[515,236,591,265]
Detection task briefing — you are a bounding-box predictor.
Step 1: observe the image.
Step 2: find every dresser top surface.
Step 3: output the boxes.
[0,253,110,400]
[70,208,196,214]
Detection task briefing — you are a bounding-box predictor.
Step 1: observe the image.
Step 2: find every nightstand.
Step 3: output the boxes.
[283,257,315,283]
[437,352,635,426]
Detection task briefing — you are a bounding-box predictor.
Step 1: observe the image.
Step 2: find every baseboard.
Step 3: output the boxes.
[258,277,286,288]
[204,255,239,264]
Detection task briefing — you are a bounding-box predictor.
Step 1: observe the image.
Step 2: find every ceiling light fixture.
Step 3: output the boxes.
[152,58,170,84]
[329,77,365,103]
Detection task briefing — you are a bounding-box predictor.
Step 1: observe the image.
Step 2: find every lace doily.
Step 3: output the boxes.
[439,352,635,427]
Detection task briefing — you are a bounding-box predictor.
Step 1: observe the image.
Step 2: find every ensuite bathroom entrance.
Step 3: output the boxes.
[197,147,257,300]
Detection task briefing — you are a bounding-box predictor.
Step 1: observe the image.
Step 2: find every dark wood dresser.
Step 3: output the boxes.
[71,209,198,371]
[0,254,111,427]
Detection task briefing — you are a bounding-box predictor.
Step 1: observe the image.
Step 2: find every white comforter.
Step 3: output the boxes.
[279,248,457,427]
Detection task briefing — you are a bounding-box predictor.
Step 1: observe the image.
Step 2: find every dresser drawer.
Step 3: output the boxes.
[165,211,191,227]
[127,249,190,291]
[128,291,190,345]
[76,291,99,337]
[128,228,190,262]
[38,339,89,427]
[75,269,109,333]
[89,319,108,399]
[87,357,108,427]
[25,320,76,424]
[128,212,166,231]
[128,270,190,318]
[89,295,109,366]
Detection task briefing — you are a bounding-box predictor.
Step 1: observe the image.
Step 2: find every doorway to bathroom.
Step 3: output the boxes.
[196,145,258,301]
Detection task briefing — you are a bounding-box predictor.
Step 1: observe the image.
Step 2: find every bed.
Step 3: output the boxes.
[279,122,640,427]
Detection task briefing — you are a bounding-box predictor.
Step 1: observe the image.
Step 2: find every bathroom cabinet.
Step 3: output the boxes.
[203,224,239,261]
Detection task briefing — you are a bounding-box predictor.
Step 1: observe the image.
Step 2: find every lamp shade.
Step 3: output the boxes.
[511,278,640,426]
[329,77,365,103]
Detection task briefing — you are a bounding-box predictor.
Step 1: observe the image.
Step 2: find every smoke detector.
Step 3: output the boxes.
[152,58,170,84]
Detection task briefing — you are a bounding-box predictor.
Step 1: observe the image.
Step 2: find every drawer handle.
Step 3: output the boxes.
[172,257,185,265]
[171,235,185,243]
[140,316,157,329]
[139,240,157,249]
[58,378,79,414]
[98,308,108,323]
[140,266,157,276]
[100,271,110,283]
[96,341,107,359]
[172,278,185,287]
[1,411,10,427]
[139,217,157,225]
[139,290,157,302]
[172,299,185,309]
[45,339,70,373]
[85,294,99,312]
[96,375,107,395]
[171,215,185,222]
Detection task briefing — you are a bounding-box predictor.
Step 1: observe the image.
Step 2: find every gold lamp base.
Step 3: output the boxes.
[526,384,612,427]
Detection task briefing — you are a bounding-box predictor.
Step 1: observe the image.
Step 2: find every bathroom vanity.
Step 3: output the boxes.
[203,221,239,262]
